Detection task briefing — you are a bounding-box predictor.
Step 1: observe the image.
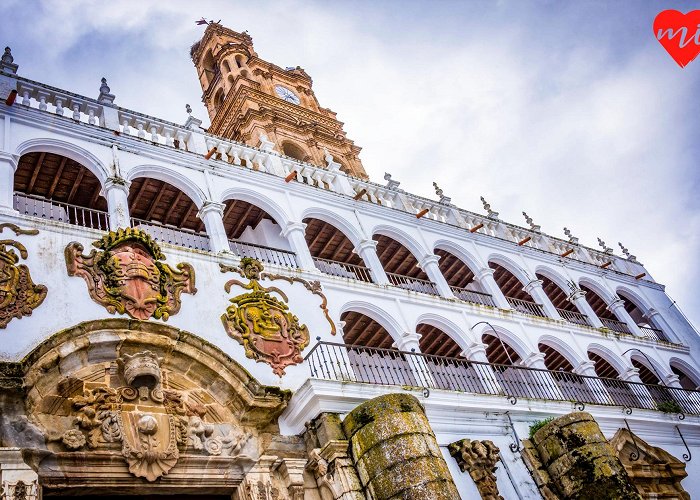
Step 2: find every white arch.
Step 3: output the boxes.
[433,239,485,275]
[475,323,532,362]
[615,286,653,316]
[220,186,292,228]
[301,207,364,247]
[126,164,207,208]
[339,300,405,345]
[486,252,532,285]
[534,265,574,295]
[537,334,586,369]
[371,224,430,262]
[414,312,473,353]
[15,138,109,185]
[627,352,671,382]
[669,357,700,387]
[586,343,629,378]
[578,277,616,305]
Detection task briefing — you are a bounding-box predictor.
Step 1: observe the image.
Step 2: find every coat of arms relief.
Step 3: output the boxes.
[65,228,196,320]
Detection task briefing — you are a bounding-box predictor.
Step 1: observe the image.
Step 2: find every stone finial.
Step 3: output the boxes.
[384,172,400,190]
[522,211,541,232]
[481,196,499,219]
[97,77,115,104]
[597,237,613,254]
[258,133,275,152]
[186,103,192,115]
[618,242,638,263]
[1,46,18,74]
[449,439,503,500]
[433,182,443,197]
[433,182,451,205]
[563,227,579,244]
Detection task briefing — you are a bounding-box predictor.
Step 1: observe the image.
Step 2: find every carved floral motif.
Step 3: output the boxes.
[0,224,47,328]
[221,258,310,376]
[449,438,503,500]
[65,228,196,320]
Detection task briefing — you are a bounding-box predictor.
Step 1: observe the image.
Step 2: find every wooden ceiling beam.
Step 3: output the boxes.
[144,186,167,221]
[89,184,102,208]
[317,231,339,259]
[67,169,85,204]
[26,152,46,194]
[306,223,327,255]
[178,204,195,228]
[164,191,184,226]
[47,157,68,199]
[231,203,255,238]
[130,179,150,217]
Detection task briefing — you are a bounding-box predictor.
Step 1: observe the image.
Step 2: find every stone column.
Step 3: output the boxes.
[0,153,18,212]
[523,279,561,319]
[463,342,505,396]
[573,360,613,405]
[620,367,655,409]
[568,289,603,328]
[394,332,436,388]
[608,298,644,336]
[418,254,455,298]
[474,268,510,309]
[281,222,316,270]
[197,201,229,253]
[342,394,459,499]
[644,308,676,342]
[103,176,130,229]
[521,353,565,400]
[354,239,389,284]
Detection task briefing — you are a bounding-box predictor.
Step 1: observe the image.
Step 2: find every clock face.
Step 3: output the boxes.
[275,85,300,105]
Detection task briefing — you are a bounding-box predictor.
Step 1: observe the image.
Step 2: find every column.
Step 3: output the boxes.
[103,176,130,229]
[475,268,510,309]
[521,353,565,400]
[644,308,677,343]
[0,153,18,212]
[463,342,505,396]
[355,239,389,284]
[281,222,316,270]
[523,279,561,319]
[608,298,643,336]
[573,360,613,405]
[197,201,229,253]
[568,289,603,328]
[418,254,455,299]
[394,332,435,388]
[620,367,655,410]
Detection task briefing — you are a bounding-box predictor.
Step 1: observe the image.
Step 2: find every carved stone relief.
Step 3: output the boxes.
[221,258,311,376]
[448,439,503,500]
[65,228,196,320]
[0,223,47,328]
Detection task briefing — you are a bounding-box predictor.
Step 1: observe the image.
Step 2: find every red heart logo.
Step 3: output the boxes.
[654,10,700,67]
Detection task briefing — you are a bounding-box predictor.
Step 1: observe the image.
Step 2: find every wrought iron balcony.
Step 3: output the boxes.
[386,272,439,296]
[449,285,496,307]
[506,296,547,318]
[131,217,210,251]
[305,342,700,415]
[313,257,372,282]
[600,317,633,335]
[228,239,298,268]
[556,307,592,327]
[639,325,667,342]
[14,193,109,231]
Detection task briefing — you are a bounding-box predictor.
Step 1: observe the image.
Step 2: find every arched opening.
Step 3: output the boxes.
[128,178,209,251]
[631,358,661,385]
[214,88,225,110]
[580,283,631,334]
[340,310,416,386]
[670,362,700,391]
[536,272,591,326]
[539,342,594,402]
[240,69,250,79]
[588,351,621,379]
[435,248,494,306]
[235,54,245,68]
[223,199,296,267]
[282,141,307,162]
[13,151,109,230]
[482,333,521,365]
[303,218,371,282]
[489,261,545,317]
[617,289,668,341]
[374,234,437,295]
[588,351,642,408]
[202,50,219,89]
[222,59,231,73]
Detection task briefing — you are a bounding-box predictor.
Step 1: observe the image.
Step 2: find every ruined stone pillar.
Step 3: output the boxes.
[342,393,459,499]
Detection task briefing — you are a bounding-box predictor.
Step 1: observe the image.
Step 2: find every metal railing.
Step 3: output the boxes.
[131,217,210,251]
[450,285,496,307]
[386,272,439,296]
[313,257,372,282]
[639,325,666,342]
[600,317,633,335]
[557,307,592,327]
[228,239,298,268]
[14,193,109,231]
[306,342,700,414]
[506,297,547,317]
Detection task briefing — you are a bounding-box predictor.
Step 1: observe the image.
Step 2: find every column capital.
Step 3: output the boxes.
[476,267,495,280]
[281,221,307,237]
[523,279,544,294]
[620,367,641,382]
[463,342,489,361]
[104,176,131,194]
[0,152,19,169]
[393,332,421,352]
[606,298,626,312]
[197,200,225,217]
[418,254,440,269]
[568,289,586,301]
[356,239,378,252]
[664,373,682,387]
[521,352,547,369]
[644,308,661,319]
[573,360,597,376]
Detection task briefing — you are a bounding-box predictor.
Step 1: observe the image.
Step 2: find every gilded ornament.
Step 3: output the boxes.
[65,227,196,320]
[221,258,310,376]
[0,223,47,328]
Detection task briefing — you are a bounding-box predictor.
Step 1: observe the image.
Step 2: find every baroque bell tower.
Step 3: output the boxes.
[190,23,367,179]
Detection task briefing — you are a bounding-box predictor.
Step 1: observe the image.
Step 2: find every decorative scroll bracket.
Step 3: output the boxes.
[676,425,691,462]
[504,411,521,453]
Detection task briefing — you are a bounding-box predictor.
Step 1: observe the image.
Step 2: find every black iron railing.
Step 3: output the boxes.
[14,192,109,231]
[386,272,439,296]
[450,285,496,307]
[639,325,666,342]
[601,317,633,334]
[305,342,700,414]
[313,257,372,282]
[557,307,592,327]
[507,297,547,317]
[229,239,298,268]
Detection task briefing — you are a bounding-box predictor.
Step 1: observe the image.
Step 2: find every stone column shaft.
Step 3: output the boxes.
[282,222,316,270]
[475,268,510,309]
[569,290,603,328]
[574,360,613,405]
[521,353,565,400]
[197,201,229,253]
[464,342,505,396]
[524,279,561,319]
[355,239,389,284]
[608,299,644,336]
[103,177,130,230]
[419,254,455,298]
[0,153,18,212]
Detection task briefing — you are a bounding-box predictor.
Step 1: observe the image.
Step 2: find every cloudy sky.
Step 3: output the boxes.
[2,0,699,327]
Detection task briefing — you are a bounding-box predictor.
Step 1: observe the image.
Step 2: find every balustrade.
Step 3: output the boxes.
[130,217,210,251]
[600,317,633,335]
[228,239,298,268]
[313,257,372,282]
[449,285,496,307]
[14,193,109,231]
[557,307,592,327]
[386,272,440,296]
[506,296,547,317]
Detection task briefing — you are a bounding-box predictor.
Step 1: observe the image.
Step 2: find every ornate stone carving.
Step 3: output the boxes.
[0,224,47,328]
[221,258,310,376]
[448,439,503,500]
[65,227,196,320]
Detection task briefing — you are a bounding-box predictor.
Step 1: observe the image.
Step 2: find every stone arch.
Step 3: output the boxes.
[339,300,404,344]
[534,265,573,295]
[475,323,532,362]
[432,239,484,275]
[371,224,430,263]
[537,334,585,369]
[615,285,661,328]
[669,357,700,389]
[14,319,290,492]
[219,186,292,228]
[300,207,364,248]
[486,253,531,285]
[281,141,308,162]
[578,277,616,305]
[586,343,629,377]
[214,87,225,109]
[126,164,206,208]
[627,352,670,383]
[414,312,472,354]
[15,137,110,185]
